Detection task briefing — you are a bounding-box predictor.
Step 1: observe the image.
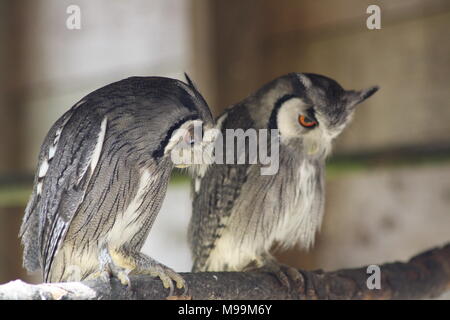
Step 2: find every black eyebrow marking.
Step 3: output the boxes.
[267,94,297,129]
[152,114,199,159]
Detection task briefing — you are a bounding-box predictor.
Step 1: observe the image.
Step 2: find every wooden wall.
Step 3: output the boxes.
[0,1,32,283]
[193,0,450,272]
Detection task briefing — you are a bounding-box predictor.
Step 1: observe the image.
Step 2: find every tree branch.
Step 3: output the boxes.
[1,243,449,300]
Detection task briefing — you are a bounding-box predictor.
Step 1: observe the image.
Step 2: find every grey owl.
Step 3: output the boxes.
[20,75,213,295]
[189,73,378,282]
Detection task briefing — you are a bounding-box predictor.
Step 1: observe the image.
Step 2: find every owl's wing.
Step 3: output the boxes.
[20,105,107,281]
[189,162,250,271]
[189,105,255,271]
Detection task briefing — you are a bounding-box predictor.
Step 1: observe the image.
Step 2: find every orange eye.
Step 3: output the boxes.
[298,115,318,128]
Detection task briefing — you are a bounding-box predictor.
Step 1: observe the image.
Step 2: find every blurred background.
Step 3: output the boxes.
[0,0,449,296]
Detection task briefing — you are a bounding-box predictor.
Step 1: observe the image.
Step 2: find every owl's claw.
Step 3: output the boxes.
[97,245,188,297]
[167,268,188,296]
[248,255,304,291]
[137,262,188,297]
[264,263,305,295]
[255,261,291,289]
[115,269,131,287]
[271,267,291,289]
[90,267,131,288]
[97,244,132,288]
[285,266,304,284]
[155,270,175,296]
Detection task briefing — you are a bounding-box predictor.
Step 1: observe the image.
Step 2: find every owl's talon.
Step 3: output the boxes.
[270,265,306,293]
[97,267,131,288]
[161,280,170,289]
[117,271,131,287]
[162,274,176,296]
[97,245,132,287]
[181,283,189,296]
[176,280,184,289]
[159,276,175,296]
[256,264,291,289]
[136,263,186,297]
[99,270,111,283]
[273,268,291,289]
[167,268,188,295]
[247,256,299,290]
[285,266,304,284]
[173,275,188,295]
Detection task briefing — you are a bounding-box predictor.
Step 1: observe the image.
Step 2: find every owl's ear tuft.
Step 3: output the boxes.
[359,86,379,101]
[345,86,379,109]
[184,73,199,91]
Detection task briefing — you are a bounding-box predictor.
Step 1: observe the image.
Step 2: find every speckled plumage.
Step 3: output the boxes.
[20,76,213,288]
[189,73,378,272]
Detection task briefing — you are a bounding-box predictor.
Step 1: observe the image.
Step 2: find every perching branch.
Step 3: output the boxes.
[1,243,449,300]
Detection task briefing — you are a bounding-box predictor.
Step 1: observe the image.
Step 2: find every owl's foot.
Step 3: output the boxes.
[98,245,187,297]
[248,255,304,291]
[131,252,188,298]
[97,245,132,287]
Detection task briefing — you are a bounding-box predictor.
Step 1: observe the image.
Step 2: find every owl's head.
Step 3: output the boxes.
[250,73,378,156]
